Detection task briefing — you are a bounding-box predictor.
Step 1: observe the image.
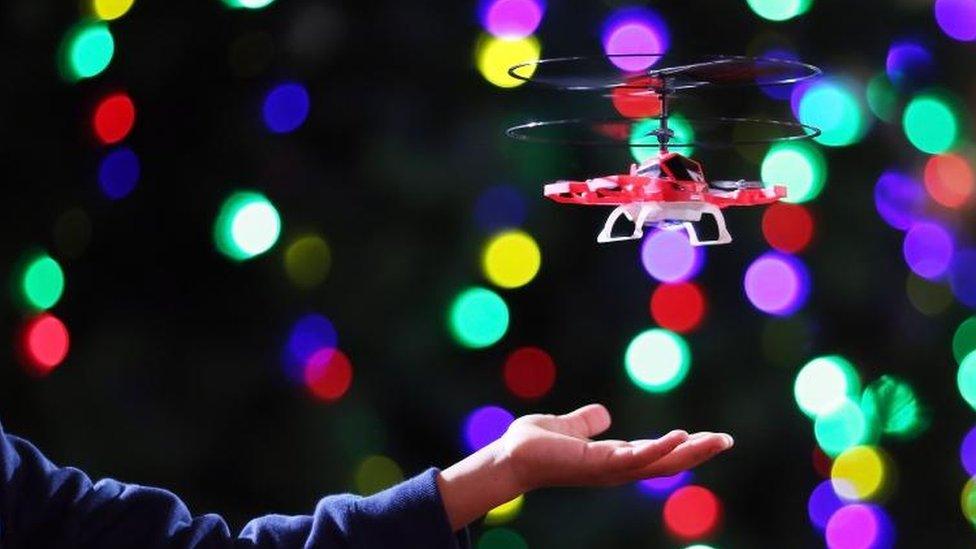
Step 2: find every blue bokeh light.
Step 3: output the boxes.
[263,82,311,134]
[474,185,528,233]
[873,171,926,231]
[98,147,140,200]
[284,313,337,382]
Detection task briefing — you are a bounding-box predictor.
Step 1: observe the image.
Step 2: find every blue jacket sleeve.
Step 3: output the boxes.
[0,422,470,548]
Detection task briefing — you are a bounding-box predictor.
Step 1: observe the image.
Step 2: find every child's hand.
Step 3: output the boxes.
[437,403,733,531]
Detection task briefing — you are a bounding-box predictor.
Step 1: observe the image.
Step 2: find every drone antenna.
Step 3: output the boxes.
[657,88,670,154]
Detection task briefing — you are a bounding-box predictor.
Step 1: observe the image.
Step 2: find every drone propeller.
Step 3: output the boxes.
[709,180,766,190]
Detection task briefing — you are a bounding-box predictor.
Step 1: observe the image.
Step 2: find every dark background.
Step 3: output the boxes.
[0,0,973,546]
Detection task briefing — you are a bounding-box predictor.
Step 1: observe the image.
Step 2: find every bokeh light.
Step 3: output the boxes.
[93,93,136,145]
[903,94,959,154]
[60,22,114,81]
[886,41,934,90]
[464,405,515,452]
[963,477,976,527]
[639,470,692,499]
[924,153,973,209]
[830,446,889,501]
[873,171,925,231]
[21,314,70,375]
[477,528,528,549]
[906,273,952,316]
[284,313,337,381]
[354,455,403,495]
[98,147,140,200]
[650,282,706,333]
[449,287,509,349]
[861,375,927,439]
[825,504,894,549]
[612,86,662,119]
[746,0,813,21]
[631,114,695,162]
[92,0,135,20]
[601,7,669,71]
[213,191,282,261]
[640,230,704,283]
[503,346,556,399]
[482,230,541,289]
[761,316,813,367]
[474,185,527,233]
[475,34,541,88]
[815,399,868,457]
[625,328,691,393]
[762,203,814,253]
[263,83,310,134]
[962,426,976,477]
[935,0,976,41]
[950,249,976,307]
[866,74,898,123]
[794,355,861,419]
[284,235,331,289]
[954,317,976,363]
[53,209,92,259]
[743,252,810,316]
[484,494,524,525]
[958,351,976,411]
[478,0,545,39]
[19,253,65,311]
[902,221,954,280]
[223,0,278,9]
[304,348,352,402]
[663,485,722,541]
[809,479,845,530]
[797,78,867,147]
[761,142,826,204]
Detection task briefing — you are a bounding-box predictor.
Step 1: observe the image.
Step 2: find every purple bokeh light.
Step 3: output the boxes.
[284,313,338,382]
[950,249,976,307]
[825,504,895,549]
[885,41,934,89]
[601,7,669,71]
[474,185,527,233]
[790,78,817,120]
[935,0,976,42]
[743,252,810,316]
[640,229,704,283]
[638,470,691,499]
[478,0,545,39]
[873,171,926,231]
[464,405,515,452]
[902,221,954,280]
[808,480,845,530]
[760,48,799,100]
[962,425,976,477]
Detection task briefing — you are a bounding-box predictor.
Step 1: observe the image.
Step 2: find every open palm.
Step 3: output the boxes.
[500,404,733,490]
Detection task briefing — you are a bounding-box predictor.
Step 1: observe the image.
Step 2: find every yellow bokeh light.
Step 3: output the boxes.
[354,455,403,496]
[963,478,976,527]
[284,234,331,289]
[92,0,135,20]
[475,34,540,88]
[482,230,541,289]
[484,494,524,525]
[830,445,889,501]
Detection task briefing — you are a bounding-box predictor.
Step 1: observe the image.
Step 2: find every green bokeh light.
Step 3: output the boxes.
[794,355,861,419]
[630,113,695,164]
[20,254,65,311]
[625,328,691,393]
[903,94,959,154]
[448,287,509,349]
[861,375,928,439]
[957,351,976,411]
[213,191,282,261]
[906,274,952,317]
[814,398,867,457]
[60,22,114,81]
[478,527,528,549]
[799,79,867,147]
[222,0,277,8]
[953,317,976,364]
[866,73,898,123]
[746,0,813,21]
[761,142,826,203]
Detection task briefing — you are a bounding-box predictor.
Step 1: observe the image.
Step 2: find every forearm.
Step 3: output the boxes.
[436,440,523,531]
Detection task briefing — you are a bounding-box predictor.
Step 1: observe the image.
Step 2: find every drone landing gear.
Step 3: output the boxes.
[597,202,732,246]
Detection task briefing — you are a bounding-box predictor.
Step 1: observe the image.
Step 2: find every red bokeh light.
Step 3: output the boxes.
[762,203,814,253]
[812,446,833,478]
[924,153,973,209]
[303,348,353,401]
[93,93,136,145]
[21,313,70,375]
[503,346,556,399]
[611,76,663,119]
[650,282,705,333]
[663,485,722,541]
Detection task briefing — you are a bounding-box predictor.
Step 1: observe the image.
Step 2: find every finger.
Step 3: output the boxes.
[625,430,689,467]
[556,404,612,439]
[581,431,688,474]
[630,433,732,479]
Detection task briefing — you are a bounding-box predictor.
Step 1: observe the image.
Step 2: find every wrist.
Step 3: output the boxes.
[436,440,525,531]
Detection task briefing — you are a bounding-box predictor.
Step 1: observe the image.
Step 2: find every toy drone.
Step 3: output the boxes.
[506,55,822,245]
